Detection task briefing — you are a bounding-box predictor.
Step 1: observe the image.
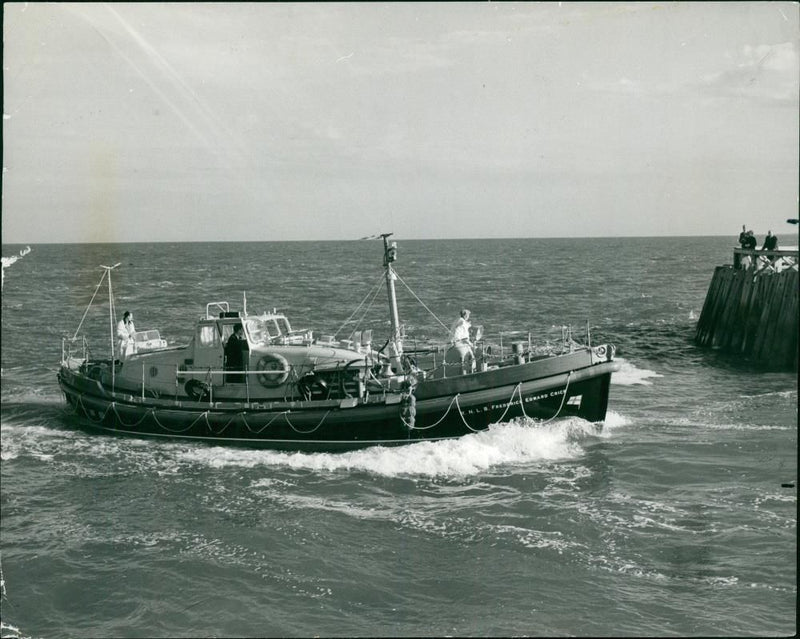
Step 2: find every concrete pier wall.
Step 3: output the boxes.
[695,265,798,369]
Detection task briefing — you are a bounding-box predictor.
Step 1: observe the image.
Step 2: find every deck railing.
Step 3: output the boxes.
[61,336,88,366]
[732,248,798,271]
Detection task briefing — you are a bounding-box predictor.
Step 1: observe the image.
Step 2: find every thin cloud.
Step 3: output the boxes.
[585,42,799,104]
[698,42,799,103]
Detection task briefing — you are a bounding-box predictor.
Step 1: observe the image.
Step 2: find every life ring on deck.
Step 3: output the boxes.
[185,379,210,401]
[255,354,290,387]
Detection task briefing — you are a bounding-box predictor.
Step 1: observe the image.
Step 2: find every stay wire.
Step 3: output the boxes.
[71,270,108,340]
[333,271,385,339]
[393,270,450,334]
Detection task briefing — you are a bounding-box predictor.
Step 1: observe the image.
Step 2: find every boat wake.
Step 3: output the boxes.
[176,417,604,477]
[1,397,631,481]
[610,358,662,386]
[600,410,631,432]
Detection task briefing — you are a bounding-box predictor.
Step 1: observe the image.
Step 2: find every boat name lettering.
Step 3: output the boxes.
[461,389,565,415]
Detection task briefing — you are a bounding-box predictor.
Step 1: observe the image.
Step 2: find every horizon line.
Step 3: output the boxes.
[3,232,787,247]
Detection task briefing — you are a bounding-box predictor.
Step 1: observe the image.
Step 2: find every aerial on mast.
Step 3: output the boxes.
[381,233,403,372]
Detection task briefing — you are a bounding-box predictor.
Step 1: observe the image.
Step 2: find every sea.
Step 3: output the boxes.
[0,236,796,638]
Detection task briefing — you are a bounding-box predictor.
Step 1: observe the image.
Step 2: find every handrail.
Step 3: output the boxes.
[61,335,89,367]
[733,248,798,257]
[178,368,288,377]
[205,301,230,319]
[732,247,798,271]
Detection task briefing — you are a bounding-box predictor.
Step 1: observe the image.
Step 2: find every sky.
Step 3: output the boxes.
[2,2,798,243]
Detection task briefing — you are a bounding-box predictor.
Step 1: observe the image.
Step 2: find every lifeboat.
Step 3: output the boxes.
[58,235,619,451]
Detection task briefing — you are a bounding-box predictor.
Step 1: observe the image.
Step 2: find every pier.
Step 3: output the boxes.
[695,248,798,369]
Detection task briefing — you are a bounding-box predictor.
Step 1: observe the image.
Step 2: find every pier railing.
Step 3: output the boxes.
[732,247,798,271]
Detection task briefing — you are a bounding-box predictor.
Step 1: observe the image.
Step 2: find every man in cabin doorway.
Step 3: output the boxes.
[224,324,248,383]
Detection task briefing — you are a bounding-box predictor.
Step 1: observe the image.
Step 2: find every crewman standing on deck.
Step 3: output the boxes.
[448,309,475,374]
[115,311,135,359]
[449,308,472,344]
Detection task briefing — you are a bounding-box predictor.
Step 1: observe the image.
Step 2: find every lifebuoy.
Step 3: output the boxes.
[255,353,290,387]
[185,379,210,401]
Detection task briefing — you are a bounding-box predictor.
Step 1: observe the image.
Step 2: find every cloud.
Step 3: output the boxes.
[744,42,797,72]
[587,42,799,105]
[595,76,648,96]
[698,42,799,103]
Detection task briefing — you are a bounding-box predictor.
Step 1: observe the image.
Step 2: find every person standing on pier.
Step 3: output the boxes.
[735,225,748,268]
[762,230,778,263]
[738,225,748,246]
[740,231,757,270]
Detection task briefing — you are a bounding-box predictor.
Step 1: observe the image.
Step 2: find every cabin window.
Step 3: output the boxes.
[245,319,270,344]
[276,317,291,335]
[220,323,235,344]
[198,324,219,347]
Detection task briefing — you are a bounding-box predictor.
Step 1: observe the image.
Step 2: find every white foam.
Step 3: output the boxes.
[178,418,598,477]
[598,410,631,433]
[1,410,611,479]
[611,358,662,386]
[491,523,579,553]
[738,389,797,400]
[0,620,25,639]
[702,576,739,587]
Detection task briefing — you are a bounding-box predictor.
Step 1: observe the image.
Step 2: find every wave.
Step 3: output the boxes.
[0,423,79,462]
[175,418,602,478]
[0,620,26,639]
[737,389,797,400]
[1,396,628,476]
[700,422,794,432]
[600,410,631,432]
[611,358,662,386]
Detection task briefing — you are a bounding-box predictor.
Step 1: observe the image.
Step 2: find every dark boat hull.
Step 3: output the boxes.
[58,357,618,451]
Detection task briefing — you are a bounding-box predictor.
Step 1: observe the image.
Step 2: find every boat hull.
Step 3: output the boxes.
[57,359,618,452]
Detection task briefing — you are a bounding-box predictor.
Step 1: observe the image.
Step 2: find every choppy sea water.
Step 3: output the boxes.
[1,237,796,637]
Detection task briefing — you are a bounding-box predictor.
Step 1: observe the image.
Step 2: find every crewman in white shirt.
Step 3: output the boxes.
[447,309,474,374]
[116,311,136,359]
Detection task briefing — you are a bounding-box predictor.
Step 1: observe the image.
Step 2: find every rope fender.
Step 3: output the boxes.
[70,371,573,438]
[402,371,573,432]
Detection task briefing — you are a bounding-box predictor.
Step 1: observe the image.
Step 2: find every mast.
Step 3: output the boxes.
[381,233,403,372]
[100,263,121,387]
